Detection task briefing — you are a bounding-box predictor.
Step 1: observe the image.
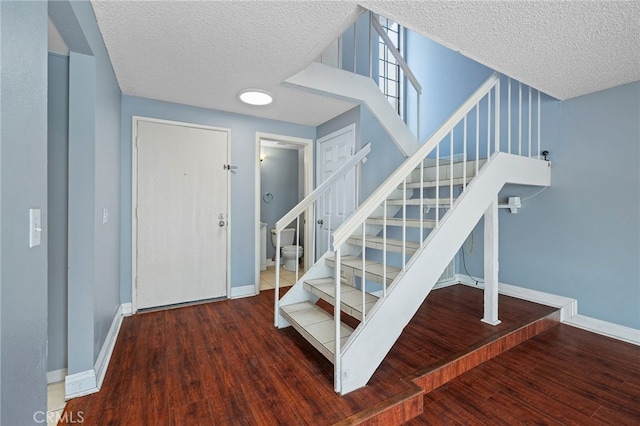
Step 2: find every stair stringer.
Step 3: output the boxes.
[338,153,551,394]
[284,61,419,157]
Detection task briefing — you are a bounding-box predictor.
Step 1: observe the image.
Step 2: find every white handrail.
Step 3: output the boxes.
[275,143,371,233]
[370,15,422,95]
[332,72,499,248]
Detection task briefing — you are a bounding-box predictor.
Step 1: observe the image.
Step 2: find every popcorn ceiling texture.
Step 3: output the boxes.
[363,0,640,100]
[91,1,639,125]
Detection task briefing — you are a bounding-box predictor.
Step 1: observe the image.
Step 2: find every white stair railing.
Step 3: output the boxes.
[317,12,422,141]
[329,72,545,392]
[273,143,371,327]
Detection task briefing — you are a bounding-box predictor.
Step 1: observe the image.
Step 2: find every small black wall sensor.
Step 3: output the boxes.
[542,150,549,161]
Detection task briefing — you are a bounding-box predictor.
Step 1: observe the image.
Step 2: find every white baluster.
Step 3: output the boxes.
[528,86,532,157]
[519,82,522,156]
[334,246,341,393]
[507,77,512,154]
[463,116,467,192]
[495,79,500,153]
[383,199,387,297]
[274,232,281,327]
[450,129,454,208]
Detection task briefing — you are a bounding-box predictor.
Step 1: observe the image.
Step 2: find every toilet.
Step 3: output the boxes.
[271,228,303,272]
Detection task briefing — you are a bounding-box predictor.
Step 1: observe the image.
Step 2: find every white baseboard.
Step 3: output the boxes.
[65,370,97,400]
[266,258,275,267]
[121,302,133,316]
[455,274,577,321]
[565,314,640,346]
[94,304,126,389]
[454,274,639,345]
[65,303,127,400]
[47,368,68,384]
[230,284,256,299]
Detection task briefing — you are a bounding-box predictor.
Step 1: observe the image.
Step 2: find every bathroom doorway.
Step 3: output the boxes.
[254,133,313,294]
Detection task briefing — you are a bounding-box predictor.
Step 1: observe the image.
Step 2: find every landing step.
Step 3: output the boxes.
[334,299,561,426]
[304,278,379,321]
[366,217,436,228]
[346,236,420,255]
[325,255,400,285]
[386,198,457,206]
[280,301,353,363]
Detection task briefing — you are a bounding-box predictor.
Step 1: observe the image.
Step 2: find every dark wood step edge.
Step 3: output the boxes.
[332,309,561,426]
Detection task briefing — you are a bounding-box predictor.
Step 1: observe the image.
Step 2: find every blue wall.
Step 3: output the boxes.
[464,82,640,329]
[120,96,315,299]
[49,0,122,377]
[48,53,70,374]
[0,1,49,422]
[405,27,640,329]
[405,31,493,142]
[260,147,300,258]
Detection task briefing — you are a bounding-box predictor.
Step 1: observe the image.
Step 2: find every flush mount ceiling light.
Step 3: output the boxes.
[237,89,273,106]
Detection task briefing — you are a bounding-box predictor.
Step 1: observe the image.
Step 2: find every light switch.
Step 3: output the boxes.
[29,208,42,248]
[102,207,109,224]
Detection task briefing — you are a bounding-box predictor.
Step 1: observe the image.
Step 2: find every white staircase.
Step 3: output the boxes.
[272,12,549,395]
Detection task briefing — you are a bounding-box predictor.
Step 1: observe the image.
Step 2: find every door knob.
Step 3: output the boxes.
[219,220,225,227]
[317,219,324,225]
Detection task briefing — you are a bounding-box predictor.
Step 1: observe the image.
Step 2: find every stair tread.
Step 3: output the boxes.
[386,198,456,206]
[304,278,379,320]
[347,236,420,250]
[280,301,353,361]
[367,217,437,228]
[405,177,473,189]
[325,255,401,283]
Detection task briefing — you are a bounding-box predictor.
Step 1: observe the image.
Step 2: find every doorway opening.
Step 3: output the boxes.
[254,133,313,294]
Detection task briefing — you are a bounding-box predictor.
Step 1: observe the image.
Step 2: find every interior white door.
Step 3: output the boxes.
[316,125,356,258]
[136,120,228,309]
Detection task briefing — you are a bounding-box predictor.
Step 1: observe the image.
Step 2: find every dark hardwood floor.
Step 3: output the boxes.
[59,284,640,425]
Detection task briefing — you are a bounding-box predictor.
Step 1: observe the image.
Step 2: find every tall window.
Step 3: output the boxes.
[378,17,403,115]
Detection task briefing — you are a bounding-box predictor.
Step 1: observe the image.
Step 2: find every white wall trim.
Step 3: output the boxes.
[65,303,128,399]
[65,370,97,400]
[454,274,639,345]
[565,314,640,346]
[455,274,577,321]
[230,284,257,299]
[47,368,68,385]
[121,302,133,316]
[94,304,125,389]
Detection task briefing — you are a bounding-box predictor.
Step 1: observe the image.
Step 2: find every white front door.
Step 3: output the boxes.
[136,120,229,309]
[316,125,356,257]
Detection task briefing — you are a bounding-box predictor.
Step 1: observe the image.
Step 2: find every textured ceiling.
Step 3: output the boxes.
[91,1,640,126]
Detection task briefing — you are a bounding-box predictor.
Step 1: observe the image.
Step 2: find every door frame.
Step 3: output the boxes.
[131,116,231,313]
[254,132,313,294]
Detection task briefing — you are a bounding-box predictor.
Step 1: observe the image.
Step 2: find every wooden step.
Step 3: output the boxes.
[346,236,420,255]
[325,255,401,285]
[386,198,456,206]
[366,217,436,228]
[304,278,379,321]
[280,301,353,363]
